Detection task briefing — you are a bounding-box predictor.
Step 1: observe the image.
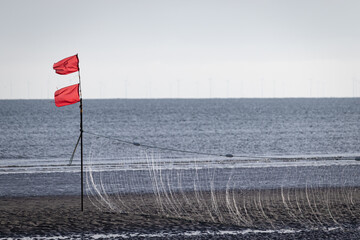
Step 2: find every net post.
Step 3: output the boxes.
[77,54,84,212]
[80,98,83,212]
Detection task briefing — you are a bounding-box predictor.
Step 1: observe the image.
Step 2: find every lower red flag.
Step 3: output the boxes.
[54,84,80,107]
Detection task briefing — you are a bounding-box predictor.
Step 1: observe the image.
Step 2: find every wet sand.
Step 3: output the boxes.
[0,187,360,239]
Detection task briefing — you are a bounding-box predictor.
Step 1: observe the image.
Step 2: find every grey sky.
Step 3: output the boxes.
[1,0,359,99]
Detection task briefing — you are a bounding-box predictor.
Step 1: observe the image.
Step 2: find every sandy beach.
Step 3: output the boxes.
[1,187,359,239]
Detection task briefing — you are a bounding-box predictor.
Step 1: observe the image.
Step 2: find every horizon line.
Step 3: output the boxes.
[0,97,358,101]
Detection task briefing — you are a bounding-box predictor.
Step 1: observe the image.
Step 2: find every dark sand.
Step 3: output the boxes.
[1,187,360,239]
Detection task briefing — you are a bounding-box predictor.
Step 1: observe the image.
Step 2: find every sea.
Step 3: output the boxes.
[1,98,360,197]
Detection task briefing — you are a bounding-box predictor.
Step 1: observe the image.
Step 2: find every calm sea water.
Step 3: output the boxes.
[1,98,360,196]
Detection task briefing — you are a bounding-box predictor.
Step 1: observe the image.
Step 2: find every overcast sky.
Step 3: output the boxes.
[1,0,360,99]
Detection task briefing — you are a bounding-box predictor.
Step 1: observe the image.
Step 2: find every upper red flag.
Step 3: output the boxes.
[54,84,80,107]
[53,55,79,75]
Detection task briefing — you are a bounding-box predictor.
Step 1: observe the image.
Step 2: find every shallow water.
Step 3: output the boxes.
[1,227,358,240]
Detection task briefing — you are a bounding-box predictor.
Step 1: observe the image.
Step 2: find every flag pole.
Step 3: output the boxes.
[77,54,84,212]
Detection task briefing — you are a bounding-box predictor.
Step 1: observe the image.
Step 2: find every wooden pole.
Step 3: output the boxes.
[77,54,84,212]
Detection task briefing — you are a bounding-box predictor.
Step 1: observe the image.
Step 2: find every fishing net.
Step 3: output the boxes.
[84,132,360,229]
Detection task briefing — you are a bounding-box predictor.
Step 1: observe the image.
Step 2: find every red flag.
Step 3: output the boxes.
[53,55,79,75]
[54,84,80,107]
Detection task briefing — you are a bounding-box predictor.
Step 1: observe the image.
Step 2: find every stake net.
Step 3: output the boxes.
[84,133,360,229]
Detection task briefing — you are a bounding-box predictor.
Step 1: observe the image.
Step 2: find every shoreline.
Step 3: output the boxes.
[1,187,359,239]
